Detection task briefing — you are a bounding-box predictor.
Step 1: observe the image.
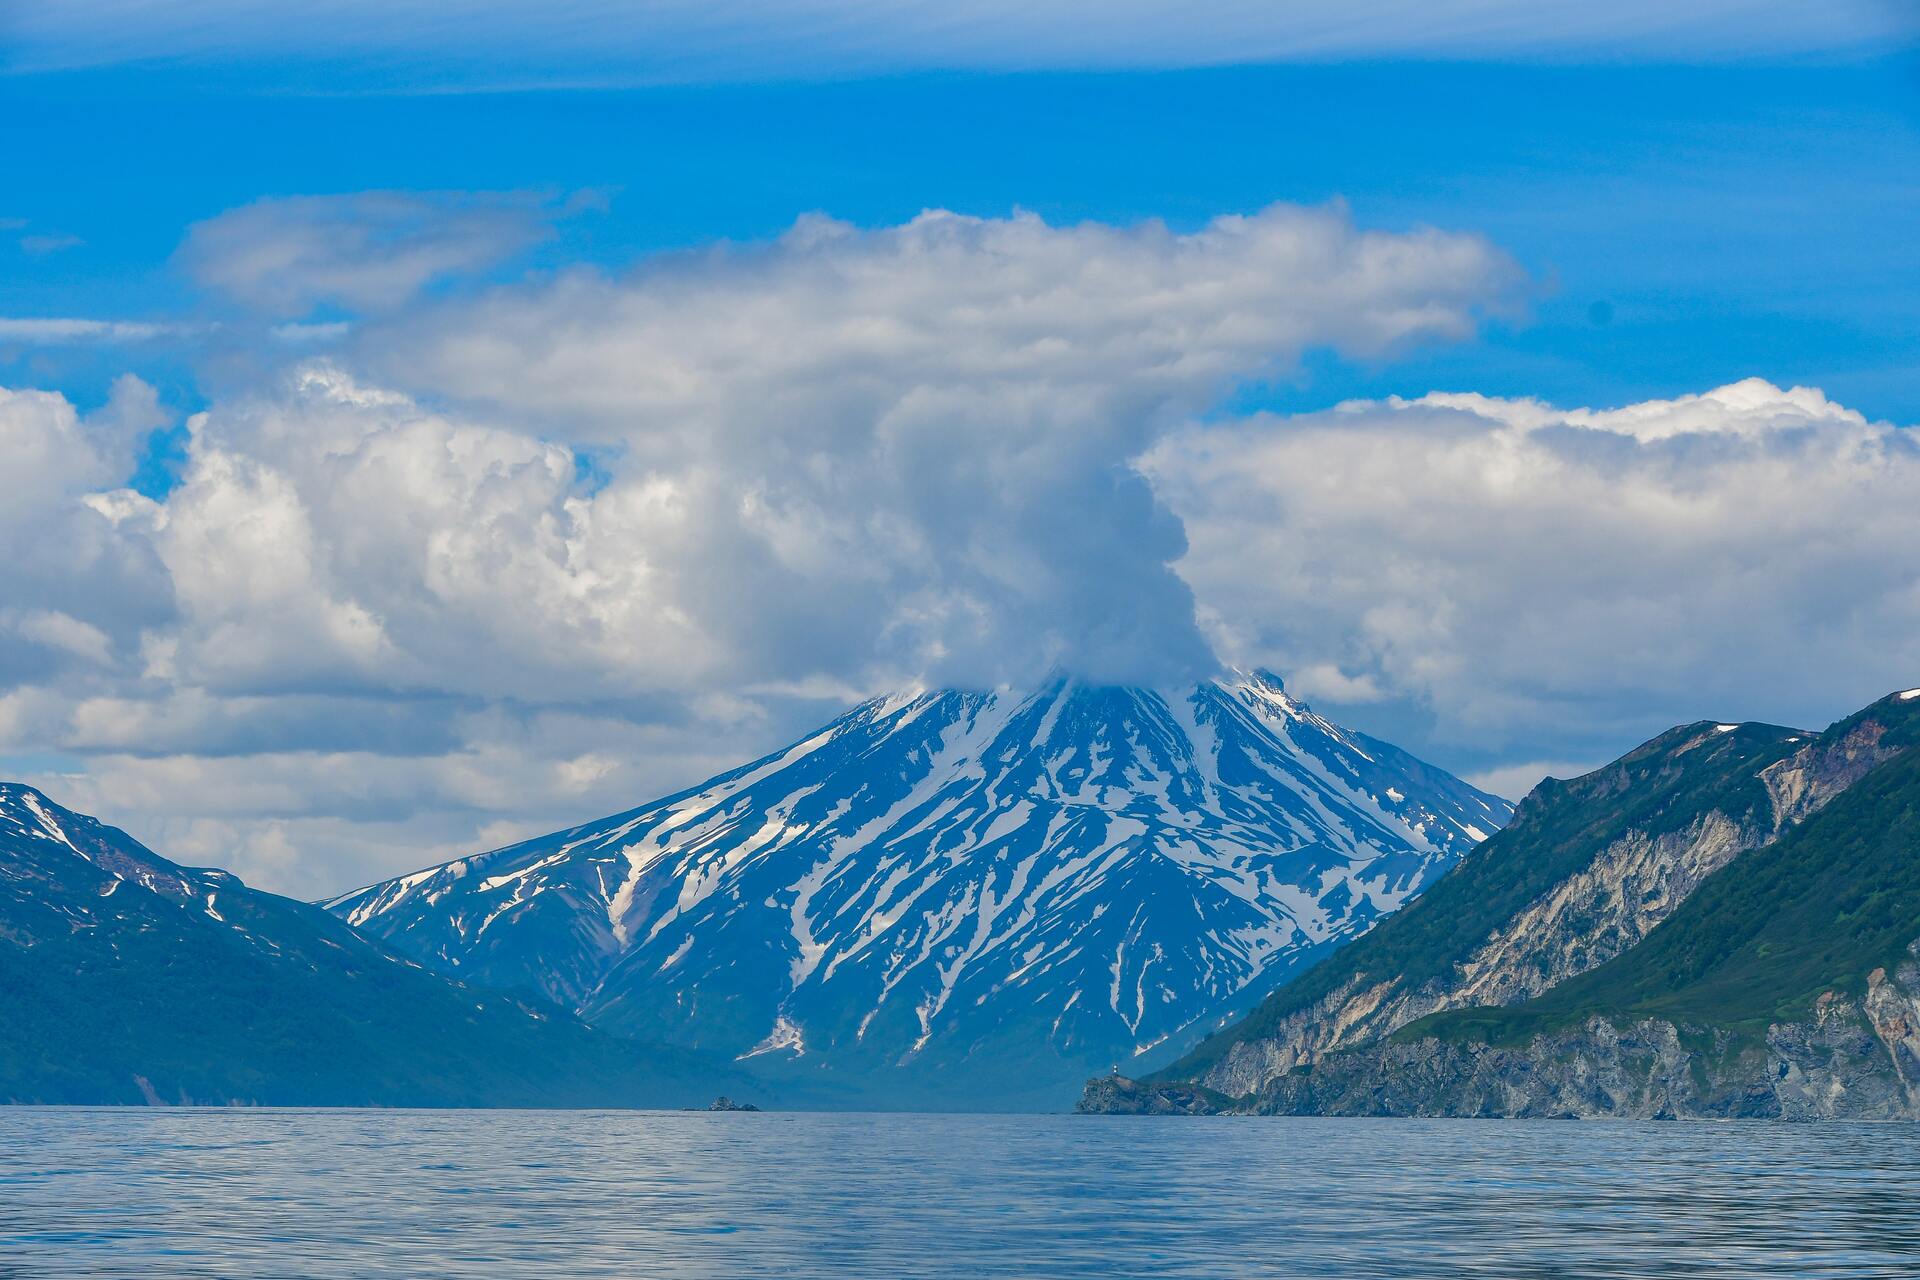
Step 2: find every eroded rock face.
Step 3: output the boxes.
[1762,719,1900,828]
[1192,806,1772,1099]
[1246,1020,1722,1120]
[1447,812,1753,1008]
[1123,951,1920,1121]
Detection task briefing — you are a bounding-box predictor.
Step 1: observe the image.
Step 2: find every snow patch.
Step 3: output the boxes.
[739,1013,806,1059]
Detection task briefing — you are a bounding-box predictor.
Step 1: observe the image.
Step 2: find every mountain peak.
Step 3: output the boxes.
[328,676,1509,1108]
[1235,666,1289,694]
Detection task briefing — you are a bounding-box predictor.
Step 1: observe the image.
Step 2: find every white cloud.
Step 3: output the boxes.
[6,611,115,667]
[0,318,181,344]
[1149,377,1920,756]
[0,384,175,735]
[355,203,1519,689]
[19,233,84,255]
[87,373,173,477]
[178,191,562,317]
[8,1,1911,84]
[1465,759,1609,802]
[0,200,1522,895]
[0,386,118,503]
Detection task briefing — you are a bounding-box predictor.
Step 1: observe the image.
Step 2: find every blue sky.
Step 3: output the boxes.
[4,6,1920,894]
[11,54,1920,429]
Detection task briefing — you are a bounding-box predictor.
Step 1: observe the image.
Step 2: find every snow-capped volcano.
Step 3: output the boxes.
[327,672,1509,1107]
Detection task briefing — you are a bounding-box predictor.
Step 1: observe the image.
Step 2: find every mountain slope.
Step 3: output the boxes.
[0,783,751,1107]
[1084,689,1920,1119]
[328,673,1510,1108]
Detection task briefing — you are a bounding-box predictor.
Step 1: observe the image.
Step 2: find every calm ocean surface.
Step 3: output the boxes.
[2,1109,1918,1278]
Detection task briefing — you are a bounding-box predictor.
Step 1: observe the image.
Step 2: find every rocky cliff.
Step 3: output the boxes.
[1197,948,1920,1120]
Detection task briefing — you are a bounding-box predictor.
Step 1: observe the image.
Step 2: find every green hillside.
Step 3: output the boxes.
[0,784,757,1107]
[1417,695,1920,1050]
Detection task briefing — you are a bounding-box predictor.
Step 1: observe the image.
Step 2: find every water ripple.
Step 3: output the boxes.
[2,1110,1918,1278]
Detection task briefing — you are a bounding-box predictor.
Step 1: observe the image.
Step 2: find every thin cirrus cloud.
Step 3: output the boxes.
[5,0,1913,86]
[0,318,184,343]
[18,233,84,255]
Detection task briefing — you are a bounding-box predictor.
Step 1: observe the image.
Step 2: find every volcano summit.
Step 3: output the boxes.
[328,673,1508,1107]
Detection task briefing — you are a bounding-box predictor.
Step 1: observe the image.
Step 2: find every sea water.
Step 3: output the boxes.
[2,1109,1917,1277]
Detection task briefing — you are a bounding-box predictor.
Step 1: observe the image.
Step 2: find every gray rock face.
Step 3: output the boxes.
[1237,958,1920,1120]
[1245,1021,1745,1119]
[1098,954,1920,1119]
[1761,716,1902,827]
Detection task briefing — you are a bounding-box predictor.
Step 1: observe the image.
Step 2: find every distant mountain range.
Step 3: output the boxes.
[0,783,749,1107]
[326,673,1510,1108]
[1082,688,1920,1119]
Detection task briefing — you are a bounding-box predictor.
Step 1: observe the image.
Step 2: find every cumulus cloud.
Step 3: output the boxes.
[0,200,1522,894]
[177,191,564,317]
[0,366,674,897]
[86,373,173,476]
[0,381,173,631]
[1149,377,1920,761]
[0,385,175,777]
[353,203,1517,689]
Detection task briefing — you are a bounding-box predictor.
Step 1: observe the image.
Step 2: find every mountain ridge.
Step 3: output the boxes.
[0,782,755,1107]
[1081,688,1920,1118]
